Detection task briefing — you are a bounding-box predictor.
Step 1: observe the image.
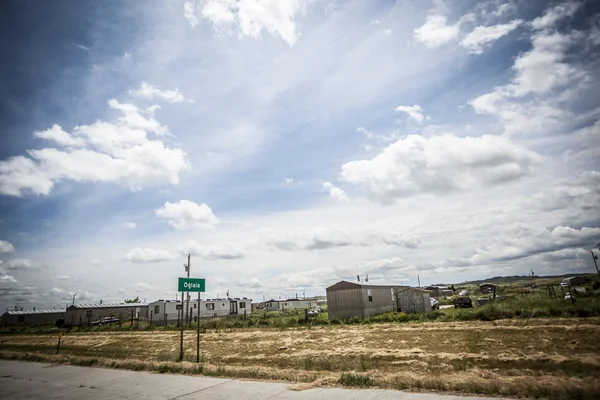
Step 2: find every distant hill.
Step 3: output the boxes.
[432,273,597,287]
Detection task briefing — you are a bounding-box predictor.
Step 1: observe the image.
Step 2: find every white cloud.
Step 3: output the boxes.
[394,105,426,123]
[128,82,185,103]
[284,177,294,184]
[0,99,190,196]
[90,259,103,267]
[0,275,17,284]
[460,20,522,54]
[266,228,420,252]
[0,240,15,253]
[531,1,580,30]
[181,240,244,260]
[4,259,41,271]
[340,134,540,204]
[124,248,174,263]
[413,14,461,48]
[54,275,70,280]
[183,0,200,27]
[322,181,348,201]
[155,200,219,230]
[123,222,136,229]
[187,0,304,46]
[473,225,600,263]
[34,125,86,147]
[50,287,65,296]
[134,282,155,292]
[469,29,584,136]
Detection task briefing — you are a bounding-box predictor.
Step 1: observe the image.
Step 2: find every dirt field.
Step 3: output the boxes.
[2,318,600,398]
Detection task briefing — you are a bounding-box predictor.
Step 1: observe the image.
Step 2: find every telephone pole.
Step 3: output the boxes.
[184,254,191,324]
[592,246,600,279]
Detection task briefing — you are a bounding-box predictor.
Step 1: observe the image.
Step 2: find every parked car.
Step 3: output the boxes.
[430,297,439,310]
[307,309,320,317]
[459,290,468,296]
[453,297,473,309]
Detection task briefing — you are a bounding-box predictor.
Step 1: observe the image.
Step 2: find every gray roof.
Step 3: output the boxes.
[4,309,65,315]
[69,303,148,309]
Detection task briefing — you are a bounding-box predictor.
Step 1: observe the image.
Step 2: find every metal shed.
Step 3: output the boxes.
[326,281,409,319]
[65,303,148,326]
[1,309,65,327]
[395,288,431,314]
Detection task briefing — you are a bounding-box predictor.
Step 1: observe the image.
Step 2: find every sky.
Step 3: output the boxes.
[0,0,599,311]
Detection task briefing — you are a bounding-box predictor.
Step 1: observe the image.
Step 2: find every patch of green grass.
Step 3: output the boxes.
[339,373,374,387]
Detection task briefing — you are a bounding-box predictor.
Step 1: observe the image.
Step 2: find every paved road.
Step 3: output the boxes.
[0,360,507,400]
[439,305,454,309]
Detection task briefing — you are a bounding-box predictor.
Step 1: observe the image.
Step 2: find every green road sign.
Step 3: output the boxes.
[178,277,205,292]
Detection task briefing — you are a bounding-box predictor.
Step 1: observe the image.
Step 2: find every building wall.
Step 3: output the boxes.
[65,306,148,326]
[362,286,398,317]
[396,290,430,313]
[327,287,365,319]
[1,312,64,327]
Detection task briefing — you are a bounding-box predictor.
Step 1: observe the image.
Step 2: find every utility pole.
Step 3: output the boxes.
[592,249,600,279]
[530,270,536,287]
[184,254,191,324]
[417,275,421,288]
[72,293,77,305]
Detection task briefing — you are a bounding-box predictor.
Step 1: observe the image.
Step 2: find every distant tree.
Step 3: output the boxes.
[450,285,456,292]
[124,296,140,303]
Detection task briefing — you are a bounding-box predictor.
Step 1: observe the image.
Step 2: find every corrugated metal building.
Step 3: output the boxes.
[1,309,65,327]
[326,281,409,319]
[149,298,252,324]
[395,288,431,313]
[265,298,315,311]
[65,303,148,326]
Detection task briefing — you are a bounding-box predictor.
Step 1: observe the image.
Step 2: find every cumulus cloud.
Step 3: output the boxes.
[185,0,304,46]
[283,177,294,184]
[340,134,540,203]
[461,20,522,54]
[90,259,103,267]
[124,248,174,263]
[4,259,41,271]
[0,240,15,253]
[394,105,426,123]
[123,222,136,229]
[128,82,185,103]
[531,1,580,30]
[0,99,190,196]
[413,14,461,48]
[155,200,219,230]
[322,182,348,201]
[181,240,244,260]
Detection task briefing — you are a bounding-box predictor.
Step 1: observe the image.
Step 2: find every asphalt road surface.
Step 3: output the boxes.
[0,360,508,400]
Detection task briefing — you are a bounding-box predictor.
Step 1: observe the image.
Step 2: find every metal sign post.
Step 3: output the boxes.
[180,291,184,361]
[178,277,206,363]
[56,331,63,354]
[197,292,201,363]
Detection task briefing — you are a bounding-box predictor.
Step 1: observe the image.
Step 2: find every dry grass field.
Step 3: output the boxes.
[2,318,600,398]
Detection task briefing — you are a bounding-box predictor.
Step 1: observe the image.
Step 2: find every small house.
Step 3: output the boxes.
[479,283,498,294]
[561,276,589,287]
[423,286,448,298]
